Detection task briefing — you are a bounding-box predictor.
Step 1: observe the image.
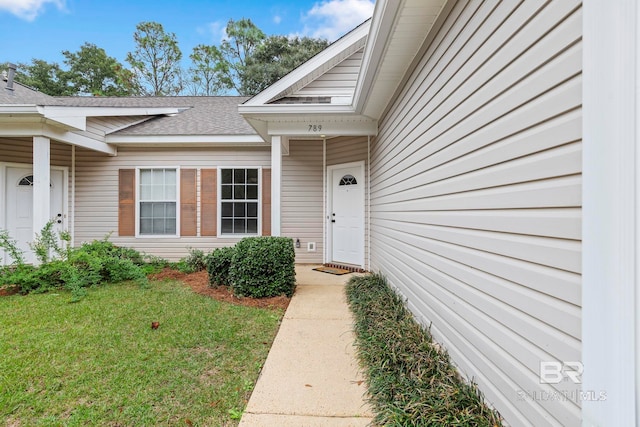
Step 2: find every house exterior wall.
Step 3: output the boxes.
[369,1,582,426]
[72,145,271,260]
[281,139,324,264]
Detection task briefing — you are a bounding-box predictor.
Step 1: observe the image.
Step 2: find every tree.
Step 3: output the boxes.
[126,21,182,96]
[241,35,329,95]
[215,18,266,94]
[62,43,133,96]
[188,44,227,96]
[6,59,73,96]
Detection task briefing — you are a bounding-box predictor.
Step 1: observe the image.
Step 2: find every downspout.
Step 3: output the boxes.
[71,145,75,247]
[367,135,371,271]
[323,137,327,264]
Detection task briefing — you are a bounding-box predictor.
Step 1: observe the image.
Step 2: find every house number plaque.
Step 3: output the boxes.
[308,124,323,132]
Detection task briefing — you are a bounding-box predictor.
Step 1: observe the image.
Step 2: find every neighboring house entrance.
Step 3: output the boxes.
[328,161,364,266]
[3,165,65,264]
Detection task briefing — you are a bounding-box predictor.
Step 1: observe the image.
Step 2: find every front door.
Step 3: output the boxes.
[330,162,364,266]
[4,166,65,264]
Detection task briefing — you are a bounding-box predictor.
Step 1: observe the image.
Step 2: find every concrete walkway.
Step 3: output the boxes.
[239,265,374,427]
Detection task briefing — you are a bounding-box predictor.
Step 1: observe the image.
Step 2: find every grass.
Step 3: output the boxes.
[345,273,503,427]
[0,279,284,426]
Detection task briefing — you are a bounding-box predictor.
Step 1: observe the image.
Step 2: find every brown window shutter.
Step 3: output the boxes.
[118,169,135,236]
[180,169,197,236]
[201,169,217,236]
[262,168,271,236]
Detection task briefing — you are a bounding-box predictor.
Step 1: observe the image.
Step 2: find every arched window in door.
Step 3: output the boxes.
[339,174,357,186]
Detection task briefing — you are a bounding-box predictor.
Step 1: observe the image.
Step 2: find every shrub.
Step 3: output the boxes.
[0,231,149,298]
[176,247,208,273]
[345,273,502,426]
[229,237,296,298]
[206,246,235,287]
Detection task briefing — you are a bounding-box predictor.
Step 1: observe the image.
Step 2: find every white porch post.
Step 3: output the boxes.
[582,0,638,425]
[270,135,284,236]
[32,136,51,250]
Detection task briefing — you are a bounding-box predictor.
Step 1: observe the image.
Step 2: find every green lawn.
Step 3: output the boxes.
[0,279,284,426]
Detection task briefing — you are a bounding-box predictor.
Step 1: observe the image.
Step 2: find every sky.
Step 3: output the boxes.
[0,0,375,66]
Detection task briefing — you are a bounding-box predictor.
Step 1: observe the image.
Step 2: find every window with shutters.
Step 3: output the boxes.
[138,168,178,235]
[219,168,260,235]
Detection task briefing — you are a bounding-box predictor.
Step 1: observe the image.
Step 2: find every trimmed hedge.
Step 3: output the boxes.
[206,246,235,287]
[229,237,296,298]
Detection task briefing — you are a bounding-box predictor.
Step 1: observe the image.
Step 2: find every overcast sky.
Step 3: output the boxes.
[0,0,374,65]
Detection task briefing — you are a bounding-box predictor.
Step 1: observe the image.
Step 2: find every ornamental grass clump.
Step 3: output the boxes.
[345,273,502,427]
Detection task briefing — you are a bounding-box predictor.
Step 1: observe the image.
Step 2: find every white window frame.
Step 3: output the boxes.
[135,166,180,238]
[217,166,262,238]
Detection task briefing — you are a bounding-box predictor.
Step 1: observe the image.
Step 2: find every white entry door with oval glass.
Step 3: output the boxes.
[329,162,364,266]
[4,166,65,264]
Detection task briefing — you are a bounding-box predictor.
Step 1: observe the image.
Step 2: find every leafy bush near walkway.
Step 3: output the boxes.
[346,273,503,427]
[206,237,296,298]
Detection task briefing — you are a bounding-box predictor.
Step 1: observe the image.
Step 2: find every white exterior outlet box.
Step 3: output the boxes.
[307,242,316,252]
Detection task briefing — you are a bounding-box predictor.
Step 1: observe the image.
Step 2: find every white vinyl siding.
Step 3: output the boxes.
[370,1,581,426]
[294,49,364,98]
[281,139,324,264]
[73,146,270,260]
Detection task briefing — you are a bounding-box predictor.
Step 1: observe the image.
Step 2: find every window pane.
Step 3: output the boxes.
[140,202,153,217]
[247,219,258,234]
[166,202,176,217]
[234,185,245,199]
[140,170,152,185]
[221,169,232,184]
[221,184,232,200]
[247,185,258,200]
[247,169,258,184]
[165,169,176,185]
[234,219,245,234]
[221,202,233,217]
[221,219,233,234]
[166,219,176,234]
[234,169,245,184]
[140,219,152,234]
[247,203,258,218]
[234,202,246,217]
[166,183,176,200]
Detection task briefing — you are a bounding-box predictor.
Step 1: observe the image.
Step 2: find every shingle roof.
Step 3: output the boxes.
[0,82,65,105]
[0,78,256,136]
[56,96,256,136]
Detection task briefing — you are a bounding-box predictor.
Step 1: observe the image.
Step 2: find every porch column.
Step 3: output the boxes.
[270,135,285,236]
[33,136,51,249]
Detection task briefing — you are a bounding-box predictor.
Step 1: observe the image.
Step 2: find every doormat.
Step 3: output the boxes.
[312,266,351,275]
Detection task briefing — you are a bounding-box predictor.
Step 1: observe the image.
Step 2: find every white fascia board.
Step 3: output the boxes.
[267,118,377,137]
[106,134,266,146]
[239,104,356,115]
[352,0,401,114]
[244,21,371,106]
[0,105,42,114]
[42,124,116,155]
[43,106,181,117]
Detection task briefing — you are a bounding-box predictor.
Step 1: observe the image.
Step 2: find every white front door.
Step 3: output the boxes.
[330,162,364,266]
[4,166,65,264]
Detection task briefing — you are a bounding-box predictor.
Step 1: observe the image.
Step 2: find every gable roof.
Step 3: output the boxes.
[238,0,449,139]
